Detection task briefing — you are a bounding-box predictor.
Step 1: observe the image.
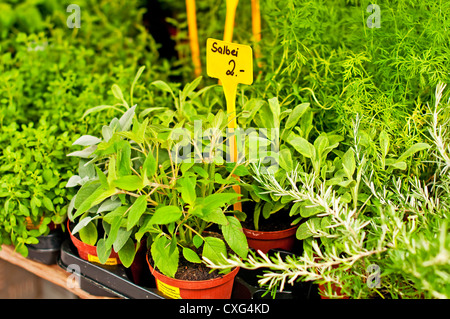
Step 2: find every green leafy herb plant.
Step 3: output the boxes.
[0,115,76,256]
[67,78,249,275]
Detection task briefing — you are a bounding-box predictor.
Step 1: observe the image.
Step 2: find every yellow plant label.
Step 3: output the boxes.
[156,279,181,299]
[25,216,43,230]
[87,254,118,265]
[206,38,253,212]
[206,38,253,86]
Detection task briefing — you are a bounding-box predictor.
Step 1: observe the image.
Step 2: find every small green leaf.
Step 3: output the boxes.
[202,193,240,211]
[149,206,182,225]
[202,237,227,265]
[112,84,125,103]
[379,130,389,158]
[74,181,100,209]
[151,236,179,278]
[178,176,196,205]
[104,216,122,249]
[397,143,430,162]
[388,161,407,170]
[182,247,201,263]
[127,195,147,230]
[74,185,118,219]
[192,207,228,225]
[251,184,271,202]
[268,97,280,128]
[296,218,321,240]
[225,163,249,176]
[117,142,131,176]
[285,103,310,130]
[118,105,136,131]
[42,196,55,212]
[342,148,356,179]
[113,227,132,252]
[299,202,324,218]
[151,80,175,99]
[72,135,102,146]
[192,166,209,178]
[95,166,108,187]
[287,133,314,158]
[193,235,203,249]
[79,221,98,246]
[221,216,248,258]
[278,148,293,172]
[96,238,112,265]
[118,238,136,268]
[143,151,157,178]
[113,175,143,191]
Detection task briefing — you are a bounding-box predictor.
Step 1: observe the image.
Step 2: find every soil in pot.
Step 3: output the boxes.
[148,251,224,282]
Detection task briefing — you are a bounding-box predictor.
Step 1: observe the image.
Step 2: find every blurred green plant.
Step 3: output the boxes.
[0,115,77,256]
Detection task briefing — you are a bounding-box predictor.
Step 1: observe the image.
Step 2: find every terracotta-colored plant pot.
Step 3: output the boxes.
[26,216,58,231]
[243,225,299,254]
[146,253,239,299]
[318,282,349,299]
[67,220,121,265]
[314,258,349,299]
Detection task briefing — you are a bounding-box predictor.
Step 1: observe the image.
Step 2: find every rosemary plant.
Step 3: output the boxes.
[204,84,449,299]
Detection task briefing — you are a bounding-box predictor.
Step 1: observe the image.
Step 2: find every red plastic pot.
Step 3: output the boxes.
[318,282,348,299]
[243,225,299,254]
[67,220,121,265]
[146,253,239,299]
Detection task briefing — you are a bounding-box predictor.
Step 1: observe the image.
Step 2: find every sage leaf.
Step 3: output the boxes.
[113,175,143,191]
[149,206,182,225]
[202,237,227,265]
[113,227,132,252]
[397,143,431,162]
[127,195,147,230]
[96,238,112,265]
[221,216,248,258]
[72,135,102,147]
[342,148,356,179]
[118,104,136,131]
[118,238,136,268]
[151,236,178,278]
[78,220,98,246]
[182,247,202,263]
[285,103,310,130]
[287,133,314,158]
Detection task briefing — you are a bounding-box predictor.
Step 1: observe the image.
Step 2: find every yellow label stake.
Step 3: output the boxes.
[207,38,253,88]
[156,279,181,299]
[206,38,253,212]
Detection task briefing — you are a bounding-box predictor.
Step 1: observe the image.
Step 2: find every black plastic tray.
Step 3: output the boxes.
[58,239,164,299]
[58,239,318,299]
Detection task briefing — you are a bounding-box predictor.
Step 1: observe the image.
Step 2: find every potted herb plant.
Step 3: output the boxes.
[67,76,249,298]
[66,101,146,268]
[0,114,76,264]
[136,113,249,299]
[237,97,319,253]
